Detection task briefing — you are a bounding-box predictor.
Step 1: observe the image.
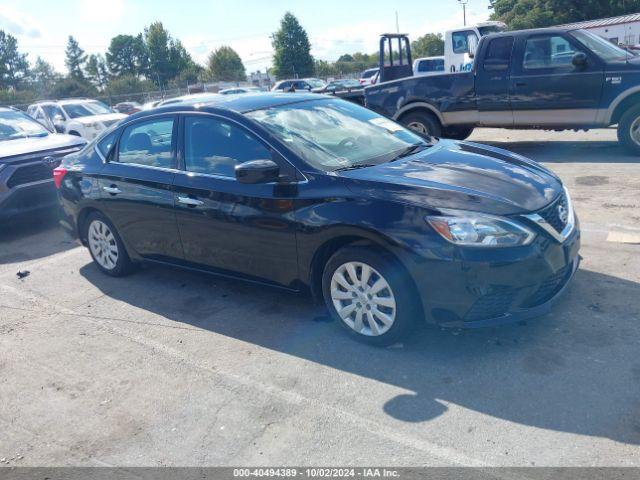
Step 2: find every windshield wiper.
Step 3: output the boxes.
[390,143,428,161]
[333,163,377,172]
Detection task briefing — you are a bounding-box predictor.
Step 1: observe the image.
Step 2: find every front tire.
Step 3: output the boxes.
[400,111,442,138]
[617,104,640,154]
[84,212,134,277]
[322,246,419,346]
[443,125,474,140]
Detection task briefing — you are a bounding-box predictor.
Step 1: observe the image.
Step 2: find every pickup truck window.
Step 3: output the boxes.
[523,35,581,69]
[570,29,629,61]
[483,36,514,71]
[452,30,478,54]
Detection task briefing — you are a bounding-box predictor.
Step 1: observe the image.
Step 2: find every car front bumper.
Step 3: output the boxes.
[405,223,581,328]
[0,178,58,223]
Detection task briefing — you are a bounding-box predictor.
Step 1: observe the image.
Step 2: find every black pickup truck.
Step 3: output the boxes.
[364,28,640,153]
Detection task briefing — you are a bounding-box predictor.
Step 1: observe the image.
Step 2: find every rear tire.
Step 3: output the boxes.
[400,111,442,138]
[322,246,420,346]
[443,125,474,140]
[84,212,134,277]
[617,104,640,154]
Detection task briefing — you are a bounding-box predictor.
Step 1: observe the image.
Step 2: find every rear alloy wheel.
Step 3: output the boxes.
[617,104,640,155]
[400,111,442,138]
[84,212,134,277]
[322,247,419,346]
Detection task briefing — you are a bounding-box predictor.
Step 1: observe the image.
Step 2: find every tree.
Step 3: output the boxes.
[271,12,315,78]
[106,34,148,77]
[206,46,246,82]
[0,30,30,89]
[65,36,87,79]
[411,33,444,58]
[490,0,640,30]
[144,22,173,85]
[51,77,97,98]
[85,54,109,89]
[30,57,60,95]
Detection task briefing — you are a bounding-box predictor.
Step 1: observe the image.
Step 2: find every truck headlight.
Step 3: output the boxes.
[426,212,536,247]
[84,122,100,129]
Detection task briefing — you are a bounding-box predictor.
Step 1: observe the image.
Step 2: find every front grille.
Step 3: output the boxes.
[522,264,571,308]
[7,163,55,188]
[464,287,517,321]
[537,192,569,233]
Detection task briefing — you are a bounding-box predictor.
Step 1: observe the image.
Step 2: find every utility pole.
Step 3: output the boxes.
[458,0,468,26]
[395,11,400,33]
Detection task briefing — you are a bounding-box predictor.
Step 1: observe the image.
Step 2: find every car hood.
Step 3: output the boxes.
[0,134,86,162]
[76,112,127,124]
[340,140,562,215]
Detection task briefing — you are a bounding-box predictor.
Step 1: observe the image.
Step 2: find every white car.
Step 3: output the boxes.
[27,99,126,140]
[359,68,379,86]
[412,56,445,76]
[219,87,263,95]
[156,93,220,107]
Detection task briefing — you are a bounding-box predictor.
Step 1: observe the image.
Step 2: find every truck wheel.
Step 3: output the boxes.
[443,126,474,141]
[617,105,640,154]
[400,111,442,138]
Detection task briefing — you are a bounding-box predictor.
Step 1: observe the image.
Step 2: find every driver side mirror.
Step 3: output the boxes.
[53,114,65,133]
[572,51,588,68]
[235,159,280,184]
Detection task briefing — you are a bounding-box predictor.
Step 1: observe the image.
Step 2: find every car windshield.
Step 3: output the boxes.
[305,78,326,88]
[247,99,431,171]
[571,29,629,61]
[478,25,504,36]
[0,110,49,141]
[62,101,113,119]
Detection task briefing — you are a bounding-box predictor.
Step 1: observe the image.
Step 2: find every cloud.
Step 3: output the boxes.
[78,0,125,23]
[0,6,41,38]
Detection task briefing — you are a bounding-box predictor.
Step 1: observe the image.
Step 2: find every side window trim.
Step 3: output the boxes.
[112,114,179,171]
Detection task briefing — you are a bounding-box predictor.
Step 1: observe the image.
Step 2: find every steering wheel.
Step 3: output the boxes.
[339,137,357,149]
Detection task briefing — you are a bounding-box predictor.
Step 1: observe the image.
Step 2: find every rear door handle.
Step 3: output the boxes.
[177,196,204,207]
[103,185,121,195]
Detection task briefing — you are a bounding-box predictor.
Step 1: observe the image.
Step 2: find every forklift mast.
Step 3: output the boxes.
[378,33,413,83]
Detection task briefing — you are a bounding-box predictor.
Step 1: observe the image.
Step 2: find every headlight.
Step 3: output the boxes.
[426,212,536,247]
[84,122,100,129]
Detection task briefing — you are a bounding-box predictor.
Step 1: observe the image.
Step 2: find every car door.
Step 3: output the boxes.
[172,113,299,288]
[476,35,515,127]
[510,32,604,126]
[97,114,184,261]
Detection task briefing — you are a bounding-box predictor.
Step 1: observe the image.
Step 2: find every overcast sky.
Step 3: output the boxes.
[0,0,491,74]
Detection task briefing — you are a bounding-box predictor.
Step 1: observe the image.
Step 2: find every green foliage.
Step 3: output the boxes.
[0,31,30,89]
[30,57,61,96]
[103,74,155,101]
[106,34,148,77]
[51,77,97,98]
[0,88,38,107]
[145,22,197,86]
[206,46,246,82]
[85,54,109,89]
[65,36,86,79]
[490,0,640,29]
[271,12,315,78]
[411,33,444,58]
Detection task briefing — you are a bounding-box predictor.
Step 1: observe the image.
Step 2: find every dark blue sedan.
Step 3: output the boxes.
[55,93,580,345]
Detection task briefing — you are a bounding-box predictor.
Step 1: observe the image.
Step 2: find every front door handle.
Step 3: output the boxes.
[177,196,204,207]
[514,81,527,87]
[103,185,121,195]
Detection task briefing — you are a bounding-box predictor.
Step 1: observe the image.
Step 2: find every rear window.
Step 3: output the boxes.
[483,36,514,71]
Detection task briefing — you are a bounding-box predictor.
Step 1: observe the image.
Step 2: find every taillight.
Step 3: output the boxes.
[53,167,68,189]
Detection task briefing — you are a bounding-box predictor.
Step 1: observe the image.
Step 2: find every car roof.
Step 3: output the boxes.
[487,26,574,38]
[32,98,96,106]
[150,92,325,115]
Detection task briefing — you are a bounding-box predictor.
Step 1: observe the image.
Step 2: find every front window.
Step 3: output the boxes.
[305,78,326,88]
[523,35,583,69]
[0,110,49,141]
[62,101,113,119]
[362,69,378,79]
[452,30,478,54]
[571,29,629,61]
[247,99,430,172]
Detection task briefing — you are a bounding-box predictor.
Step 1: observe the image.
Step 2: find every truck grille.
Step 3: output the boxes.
[7,163,56,188]
[537,192,569,233]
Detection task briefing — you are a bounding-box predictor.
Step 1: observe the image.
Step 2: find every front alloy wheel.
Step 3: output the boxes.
[330,261,397,336]
[322,246,419,346]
